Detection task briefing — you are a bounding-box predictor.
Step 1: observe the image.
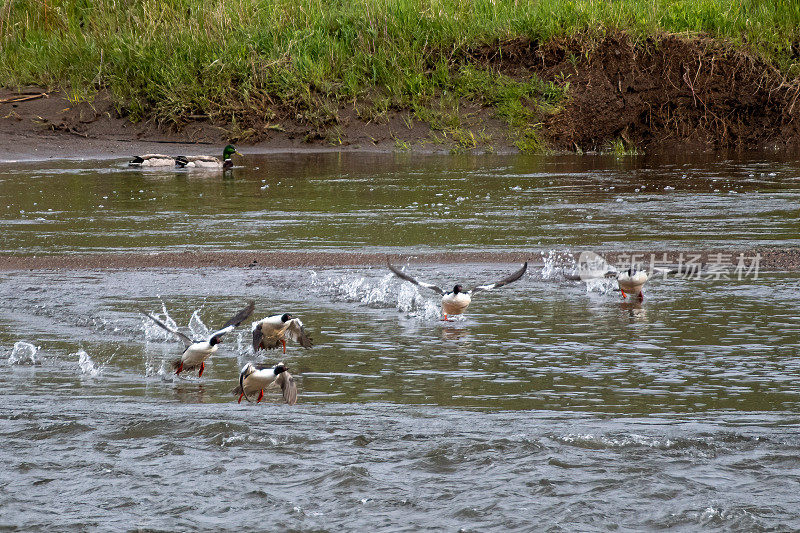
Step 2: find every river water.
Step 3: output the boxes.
[1,152,800,530]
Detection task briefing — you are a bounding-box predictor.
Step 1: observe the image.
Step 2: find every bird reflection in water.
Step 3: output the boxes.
[440,325,472,342]
[173,383,208,403]
[620,300,647,321]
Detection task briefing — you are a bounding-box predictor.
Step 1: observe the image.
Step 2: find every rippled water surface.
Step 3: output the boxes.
[2,152,800,530]
[2,151,800,253]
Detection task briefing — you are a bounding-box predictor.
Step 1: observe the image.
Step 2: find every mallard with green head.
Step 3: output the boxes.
[175,145,240,169]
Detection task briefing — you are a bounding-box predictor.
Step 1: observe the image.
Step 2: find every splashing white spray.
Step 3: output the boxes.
[310,271,442,320]
[8,341,40,365]
[188,310,209,340]
[74,349,101,376]
[541,250,578,280]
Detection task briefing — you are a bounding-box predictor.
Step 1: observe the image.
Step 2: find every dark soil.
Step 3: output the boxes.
[471,32,800,151]
[2,32,799,156]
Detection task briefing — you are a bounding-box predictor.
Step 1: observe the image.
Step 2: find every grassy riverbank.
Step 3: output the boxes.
[2,0,799,151]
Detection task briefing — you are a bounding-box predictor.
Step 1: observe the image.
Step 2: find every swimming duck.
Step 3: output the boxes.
[252,313,313,354]
[616,269,648,301]
[174,144,240,169]
[128,154,177,167]
[142,301,254,376]
[388,261,528,320]
[234,362,297,405]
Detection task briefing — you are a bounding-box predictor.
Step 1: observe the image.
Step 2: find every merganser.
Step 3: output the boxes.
[142,301,254,376]
[616,269,649,301]
[252,313,313,354]
[233,362,297,405]
[388,261,528,320]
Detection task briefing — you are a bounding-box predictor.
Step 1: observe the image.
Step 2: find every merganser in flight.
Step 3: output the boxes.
[388,261,528,320]
[142,301,255,376]
[252,313,313,354]
[233,362,297,405]
[615,269,649,301]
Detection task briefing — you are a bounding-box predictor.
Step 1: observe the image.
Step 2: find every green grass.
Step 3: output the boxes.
[1,0,799,151]
[608,138,640,156]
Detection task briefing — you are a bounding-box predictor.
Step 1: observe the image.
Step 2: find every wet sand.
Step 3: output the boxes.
[1,248,797,271]
[0,131,407,163]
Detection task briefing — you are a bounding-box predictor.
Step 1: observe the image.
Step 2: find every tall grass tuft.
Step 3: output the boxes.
[1,0,799,149]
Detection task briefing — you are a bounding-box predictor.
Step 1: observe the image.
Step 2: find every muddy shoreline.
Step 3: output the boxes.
[0,89,468,163]
[1,249,797,271]
[3,34,799,159]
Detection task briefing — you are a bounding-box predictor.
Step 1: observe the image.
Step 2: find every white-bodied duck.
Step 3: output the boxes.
[616,268,649,301]
[252,313,313,354]
[234,362,297,405]
[142,301,254,376]
[602,266,679,301]
[388,261,528,320]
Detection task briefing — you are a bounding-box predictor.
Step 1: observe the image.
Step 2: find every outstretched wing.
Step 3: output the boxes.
[275,371,298,405]
[287,319,313,349]
[237,365,253,403]
[471,262,528,294]
[221,301,256,329]
[208,325,235,344]
[209,301,256,344]
[141,311,193,347]
[387,262,445,295]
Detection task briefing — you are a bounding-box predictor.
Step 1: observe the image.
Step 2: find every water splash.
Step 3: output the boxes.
[310,271,395,307]
[141,305,186,377]
[141,303,180,342]
[575,252,618,294]
[142,304,210,343]
[584,276,618,295]
[8,341,41,365]
[188,310,209,340]
[310,271,441,320]
[539,250,620,295]
[541,250,578,280]
[74,349,101,376]
[396,284,441,320]
[234,330,252,365]
[156,360,167,378]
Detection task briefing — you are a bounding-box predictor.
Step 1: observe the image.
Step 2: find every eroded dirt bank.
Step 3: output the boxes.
[527,34,800,151]
[2,33,798,157]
